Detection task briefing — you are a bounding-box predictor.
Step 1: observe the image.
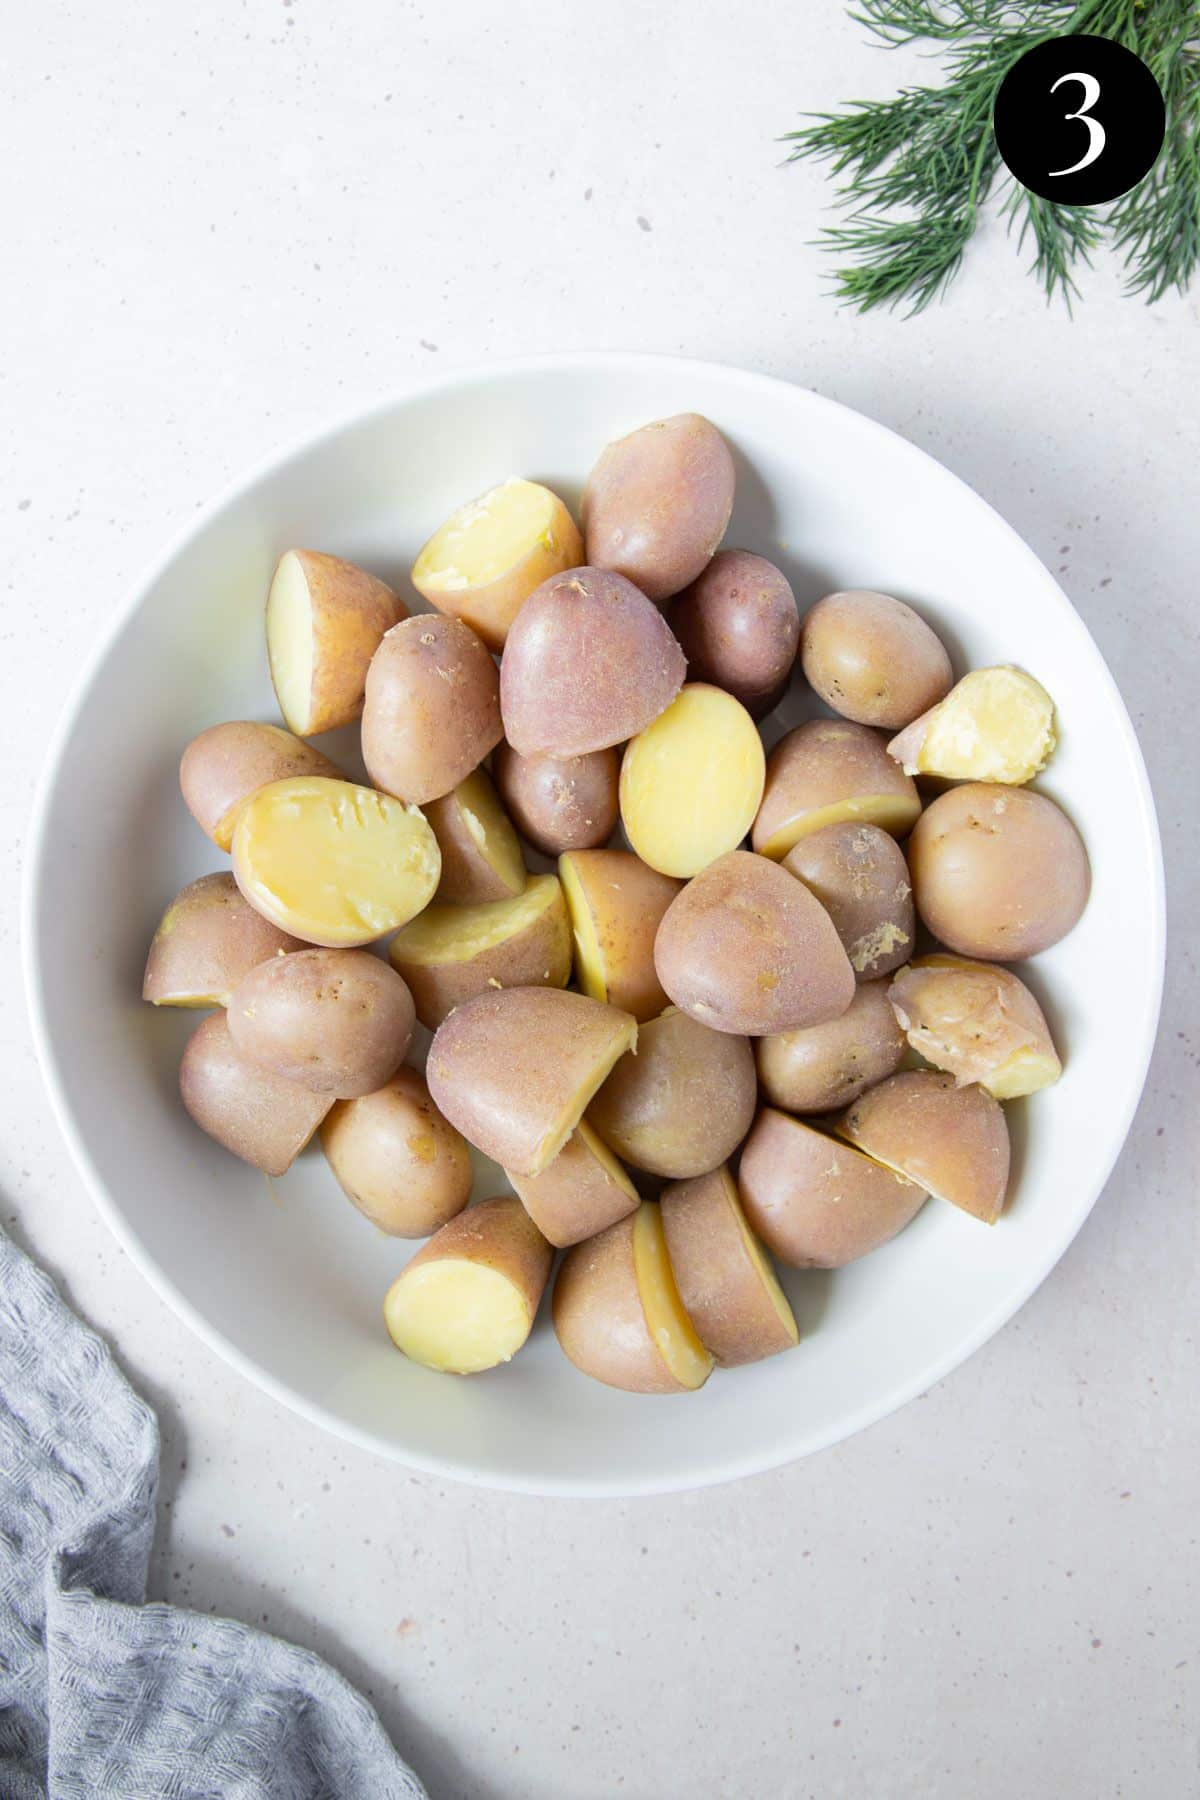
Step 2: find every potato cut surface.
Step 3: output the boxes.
[619,684,766,878]
[425,767,526,904]
[266,549,402,737]
[632,1203,713,1390]
[889,665,1056,784]
[384,1260,533,1373]
[888,955,1061,1099]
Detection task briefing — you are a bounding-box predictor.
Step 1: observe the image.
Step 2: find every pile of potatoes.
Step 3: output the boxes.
[144,411,1089,1393]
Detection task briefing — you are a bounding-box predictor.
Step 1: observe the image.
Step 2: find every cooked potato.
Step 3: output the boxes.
[889,955,1061,1099]
[587,1006,756,1178]
[179,1011,332,1175]
[383,1196,552,1373]
[361,614,502,805]
[558,848,681,1022]
[423,766,526,904]
[800,590,953,729]
[618,684,765,879]
[907,783,1089,959]
[752,720,921,861]
[232,776,440,947]
[227,947,414,1096]
[783,822,914,981]
[427,987,638,1176]
[553,1203,713,1393]
[582,413,735,604]
[321,1067,473,1236]
[180,722,342,851]
[669,549,798,718]
[836,1070,1010,1224]
[388,872,570,1030]
[755,978,907,1115]
[411,478,584,651]
[142,872,302,1008]
[654,851,854,1036]
[740,1108,926,1267]
[888,665,1057,784]
[499,567,685,757]
[493,742,619,856]
[266,550,404,737]
[506,1118,639,1248]
[660,1166,798,1366]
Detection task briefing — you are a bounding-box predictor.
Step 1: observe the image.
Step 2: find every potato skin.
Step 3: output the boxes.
[506,1122,639,1249]
[180,721,342,851]
[321,1068,473,1236]
[908,783,1089,959]
[559,848,682,1023]
[493,743,619,855]
[361,614,502,805]
[660,1167,798,1366]
[587,1006,756,1179]
[387,874,572,1031]
[142,872,302,1007]
[552,1212,684,1394]
[398,1193,553,1321]
[800,590,953,729]
[582,413,736,604]
[739,1108,926,1268]
[752,720,920,860]
[669,550,798,718]
[783,822,914,981]
[179,1011,332,1175]
[837,1070,1010,1224]
[226,948,414,1097]
[654,850,855,1037]
[267,549,405,737]
[499,567,686,758]
[755,977,907,1115]
[423,767,526,904]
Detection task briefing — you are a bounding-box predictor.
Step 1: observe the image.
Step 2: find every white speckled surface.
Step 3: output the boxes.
[4,5,1197,1796]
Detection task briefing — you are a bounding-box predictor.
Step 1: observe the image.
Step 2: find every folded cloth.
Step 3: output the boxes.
[0,1227,427,1800]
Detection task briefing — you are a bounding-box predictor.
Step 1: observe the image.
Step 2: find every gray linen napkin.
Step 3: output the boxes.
[0,1226,427,1800]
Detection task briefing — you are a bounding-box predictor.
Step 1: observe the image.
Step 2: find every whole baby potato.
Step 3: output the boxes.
[669,550,798,718]
[752,719,921,861]
[783,822,914,981]
[755,978,908,1115]
[179,1012,332,1175]
[587,1006,756,1179]
[227,947,415,1097]
[180,721,342,851]
[499,567,685,758]
[493,742,620,855]
[800,590,953,729]
[142,872,302,1008]
[582,412,736,603]
[907,783,1090,959]
[362,614,502,805]
[320,1067,473,1236]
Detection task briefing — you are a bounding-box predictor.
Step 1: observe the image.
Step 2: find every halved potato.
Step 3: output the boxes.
[493,743,620,856]
[412,478,584,651]
[179,1011,332,1175]
[619,684,765,878]
[558,848,681,1023]
[180,722,342,851]
[553,1202,714,1392]
[506,1118,639,1248]
[660,1166,799,1366]
[739,1107,926,1267]
[755,978,908,1115]
[361,614,503,806]
[888,666,1056,784]
[227,947,415,1096]
[387,872,571,1030]
[422,766,526,905]
[266,550,404,737]
[752,720,920,861]
[670,549,798,719]
[321,1067,473,1237]
[232,776,441,947]
[888,955,1062,1099]
[142,872,302,1007]
[383,1196,552,1373]
[427,987,638,1176]
[783,822,914,981]
[587,1005,756,1179]
[836,1070,1010,1224]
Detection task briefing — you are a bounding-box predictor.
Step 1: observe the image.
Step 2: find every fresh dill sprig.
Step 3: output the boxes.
[784,0,1200,312]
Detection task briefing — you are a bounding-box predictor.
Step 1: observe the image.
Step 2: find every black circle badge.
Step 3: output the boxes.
[993,34,1165,205]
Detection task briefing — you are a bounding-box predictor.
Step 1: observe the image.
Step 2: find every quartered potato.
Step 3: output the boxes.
[412,478,583,651]
[587,1005,756,1179]
[266,550,404,737]
[387,872,571,1030]
[836,1070,1011,1225]
[755,977,908,1115]
[321,1067,473,1237]
[493,743,620,856]
[422,766,526,905]
[227,947,415,1097]
[660,1166,799,1366]
[180,721,342,851]
[506,1118,640,1249]
[582,412,735,603]
[783,821,914,981]
[888,955,1062,1099]
[558,848,681,1023]
[179,1011,332,1176]
[619,684,766,879]
[142,872,302,1008]
[361,614,502,806]
[670,549,798,718]
[888,665,1057,784]
[800,589,952,729]
[752,720,920,861]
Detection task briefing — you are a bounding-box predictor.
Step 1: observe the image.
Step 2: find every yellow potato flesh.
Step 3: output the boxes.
[265,552,316,735]
[903,667,1056,784]
[384,1260,531,1373]
[620,685,766,878]
[632,1204,713,1390]
[455,767,526,895]
[758,793,919,863]
[727,1188,800,1345]
[233,776,440,947]
[414,479,558,586]
[983,1045,1062,1101]
[388,872,561,964]
[558,852,607,1001]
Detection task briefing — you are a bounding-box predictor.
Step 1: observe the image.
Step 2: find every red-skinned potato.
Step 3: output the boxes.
[888,955,1061,1099]
[499,567,685,757]
[739,1108,926,1268]
[179,1011,332,1175]
[783,822,914,981]
[506,1118,640,1248]
[422,766,526,904]
[493,742,619,856]
[226,948,414,1097]
[800,590,953,729]
[321,1067,472,1237]
[755,978,908,1115]
[142,873,302,1008]
[180,722,342,851]
[582,413,735,603]
[660,1166,799,1366]
[752,720,920,861]
[361,614,502,805]
[387,873,571,1030]
[266,550,404,737]
[654,850,855,1036]
[587,1006,756,1179]
[836,1070,1010,1224]
[559,848,681,1023]
[669,550,798,718]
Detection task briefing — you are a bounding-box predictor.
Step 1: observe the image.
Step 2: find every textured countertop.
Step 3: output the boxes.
[4,5,1197,1796]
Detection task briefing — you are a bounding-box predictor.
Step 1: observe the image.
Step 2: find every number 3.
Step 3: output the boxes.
[1049,71,1105,176]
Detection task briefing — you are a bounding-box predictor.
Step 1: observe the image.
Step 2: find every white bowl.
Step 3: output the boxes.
[25,353,1164,1497]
